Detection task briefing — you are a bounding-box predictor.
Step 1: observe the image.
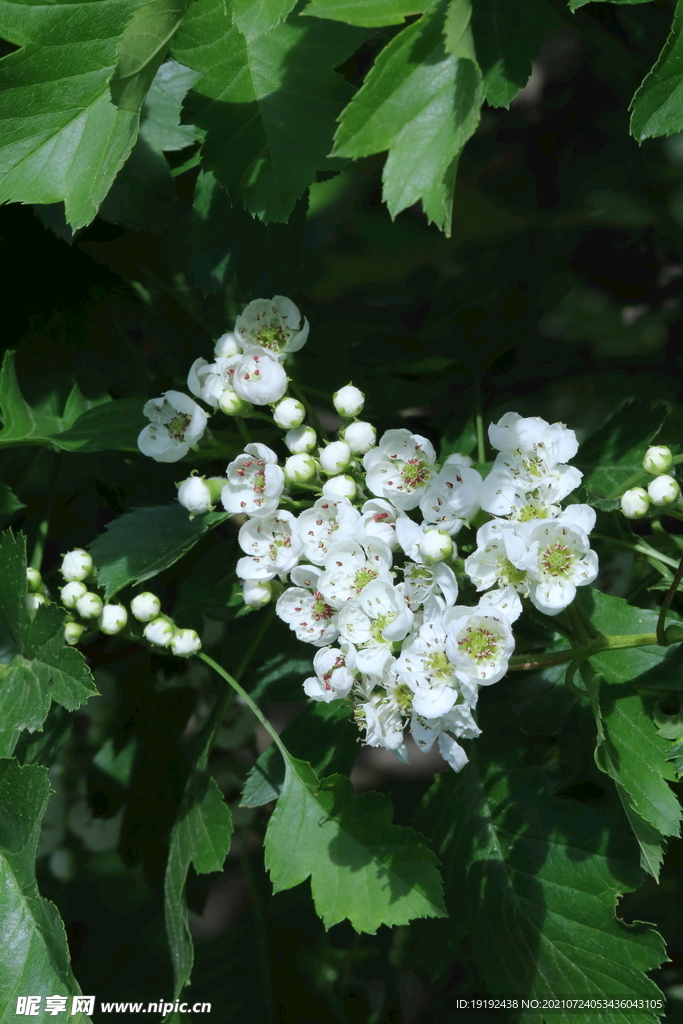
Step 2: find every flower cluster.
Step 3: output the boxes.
[137,295,598,772]
[622,445,680,519]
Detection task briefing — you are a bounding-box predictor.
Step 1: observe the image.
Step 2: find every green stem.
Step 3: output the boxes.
[475,379,485,465]
[657,551,683,646]
[170,151,202,178]
[593,533,681,571]
[236,417,251,447]
[289,378,328,442]
[565,601,589,643]
[508,631,660,672]
[30,453,61,572]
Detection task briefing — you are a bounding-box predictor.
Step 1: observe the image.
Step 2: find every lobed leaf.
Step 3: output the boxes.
[575,399,667,501]
[109,0,194,112]
[265,755,446,932]
[470,0,559,108]
[0,760,92,1022]
[0,533,97,757]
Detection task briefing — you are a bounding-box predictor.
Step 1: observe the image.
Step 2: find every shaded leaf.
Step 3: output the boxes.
[0,351,84,448]
[576,399,667,502]
[631,0,683,142]
[0,482,25,518]
[231,0,297,38]
[110,0,193,112]
[140,58,202,152]
[304,0,424,27]
[470,0,559,108]
[53,398,148,453]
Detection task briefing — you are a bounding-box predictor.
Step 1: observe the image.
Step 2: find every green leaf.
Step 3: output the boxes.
[585,590,683,878]
[470,0,559,108]
[189,171,236,294]
[139,59,202,152]
[0,760,91,1021]
[333,0,482,232]
[172,0,366,222]
[90,504,229,599]
[164,772,233,998]
[0,0,150,230]
[265,755,446,932]
[630,0,683,142]
[0,351,84,448]
[575,399,667,501]
[415,756,667,1017]
[52,398,148,453]
[0,533,97,757]
[0,482,25,518]
[303,0,424,27]
[231,0,297,38]
[571,0,653,9]
[242,700,359,806]
[109,0,194,112]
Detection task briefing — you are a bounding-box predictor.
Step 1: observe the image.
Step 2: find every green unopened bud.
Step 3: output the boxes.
[60,548,93,582]
[64,621,86,645]
[61,581,87,608]
[648,474,680,507]
[170,628,202,657]
[243,579,273,608]
[76,592,103,620]
[27,592,46,620]
[643,445,673,475]
[98,603,128,636]
[621,487,650,519]
[130,592,161,622]
[419,529,454,562]
[144,616,175,647]
[26,567,43,593]
[284,453,318,484]
[218,390,251,416]
[273,397,305,429]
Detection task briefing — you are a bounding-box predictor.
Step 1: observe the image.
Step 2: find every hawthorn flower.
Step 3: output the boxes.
[76,592,103,620]
[178,476,224,516]
[395,620,460,718]
[303,644,356,702]
[621,487,650,519]
[138,391,208,463]
[443,588,522,694]
[98,604,128,635]
[363,429,437,510]
[27,592,46,619]
[144,617,174,646]
[234,296,309,359]
[643,445,673,475]
[343,420,377,455]
[402,560,458,613]
[489,411,579,463]
[27,568,43,593]
[242,579,273,608]
[236,510,302,581]
[187,355,240,408]
[465,519,529,595]
[360,693,407,755]
[232,347,288,406]
[60,548,93,582]
[410,704,481,773]
[337,580,414,676]
[319,440,352,475]
[276,565,338,646]
[214,331,241,358]
[523,521,599,615]
[130,592,161,622]
[222,443,285,518]
[480,462,582,520]
[61,581,88,609]
[284,453,318,484]
[317,538,393,609]
[321,475,357,499]
[170,628,202,657]
[65,621,85,645]
[296,496,360,566]
[333,384,365,417]
[419,454,482,534]
[648,474,680,506]
[285,424,317,453]
[273,397,305,429]
[356,498,401,550]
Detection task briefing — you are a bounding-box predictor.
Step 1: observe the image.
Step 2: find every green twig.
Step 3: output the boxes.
[170,151,202,178]
[475,379,485,465]
[30,453,61,572]
[508,631,661,672]
[657,551,683,647]
[289,378,328,442]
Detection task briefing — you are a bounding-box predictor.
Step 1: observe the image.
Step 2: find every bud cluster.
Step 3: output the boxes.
[621,446,680,519]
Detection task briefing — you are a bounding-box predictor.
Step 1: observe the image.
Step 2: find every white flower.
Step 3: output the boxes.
[222,443,285,518]
[363,429,437,510]
[419,529,454,562]
[61,581,87,609]
[76,592,103,620]
[648,474,680,507]
[144,617,175,646]
[523,521,599,615]
[178,476,213,515]
[273,397,305,429]
[343,420,376,455]
[356,499,401,550]
[138,391,208,463]
[234,296,309,359]
[285,424,317,453]
[319,440,352,475]
[98,604,128,635]
[130,592,161,622]
[395,620,460,718]
[284,453,318,484]
[64,621,85,645]
[218,389,251,416]
[276,567,338,647]
[410,705,481,773]
[419,454,482,534]
[443,589,521,692]
[303,644,356,702]
[187,355,240,408]
[644,446,673,475]
[333,384,365,417]
[465,519,529,595]
[243,579,273,608]
[489,411,579,464]
[338,580,414,676]
[214,331,241,358]
[621,487,650,519]
[317,538,393,610]
[170,628,202,657]
[296,496,360,566]
[402,561,458,613]
[479,460,582,520]
[236,510,302,581]
[60,548,92,582]
[360,693,406,753]
[321,475,357,499]
[232,347,288,406]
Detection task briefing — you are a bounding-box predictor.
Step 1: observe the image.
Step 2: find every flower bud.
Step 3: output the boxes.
[98,604,128,636]
[333,384,365,418]
[343,420,376,455]
[621,487,650,519]
[273,397,305,429]
[285,424,317,454]
[130,592,162,622]
[76,592,103,620]
[64,621,86,645]
[218,389,252,416]
[144,617,175,647]
[243,579,273,608]
[178,476,213,515]
[60,548,92,582]
[170,628,202,657]
[319,440,352,475]
[61,581,87,609]
[419,529,454,562]
[284,453,318,484]
[643,445,673,475]
[214,331,241,358]
[648,474,680,507]
[27,592,46,619]
[49,848,77,883]
[26,567,43,593]
[321,475,357,500]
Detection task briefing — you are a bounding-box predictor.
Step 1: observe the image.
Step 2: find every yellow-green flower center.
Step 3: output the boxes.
[256,323,288,351]
[168,412,191,441]
[426,651,453,680]
[458,625,499,661]
[541,542,573,577]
